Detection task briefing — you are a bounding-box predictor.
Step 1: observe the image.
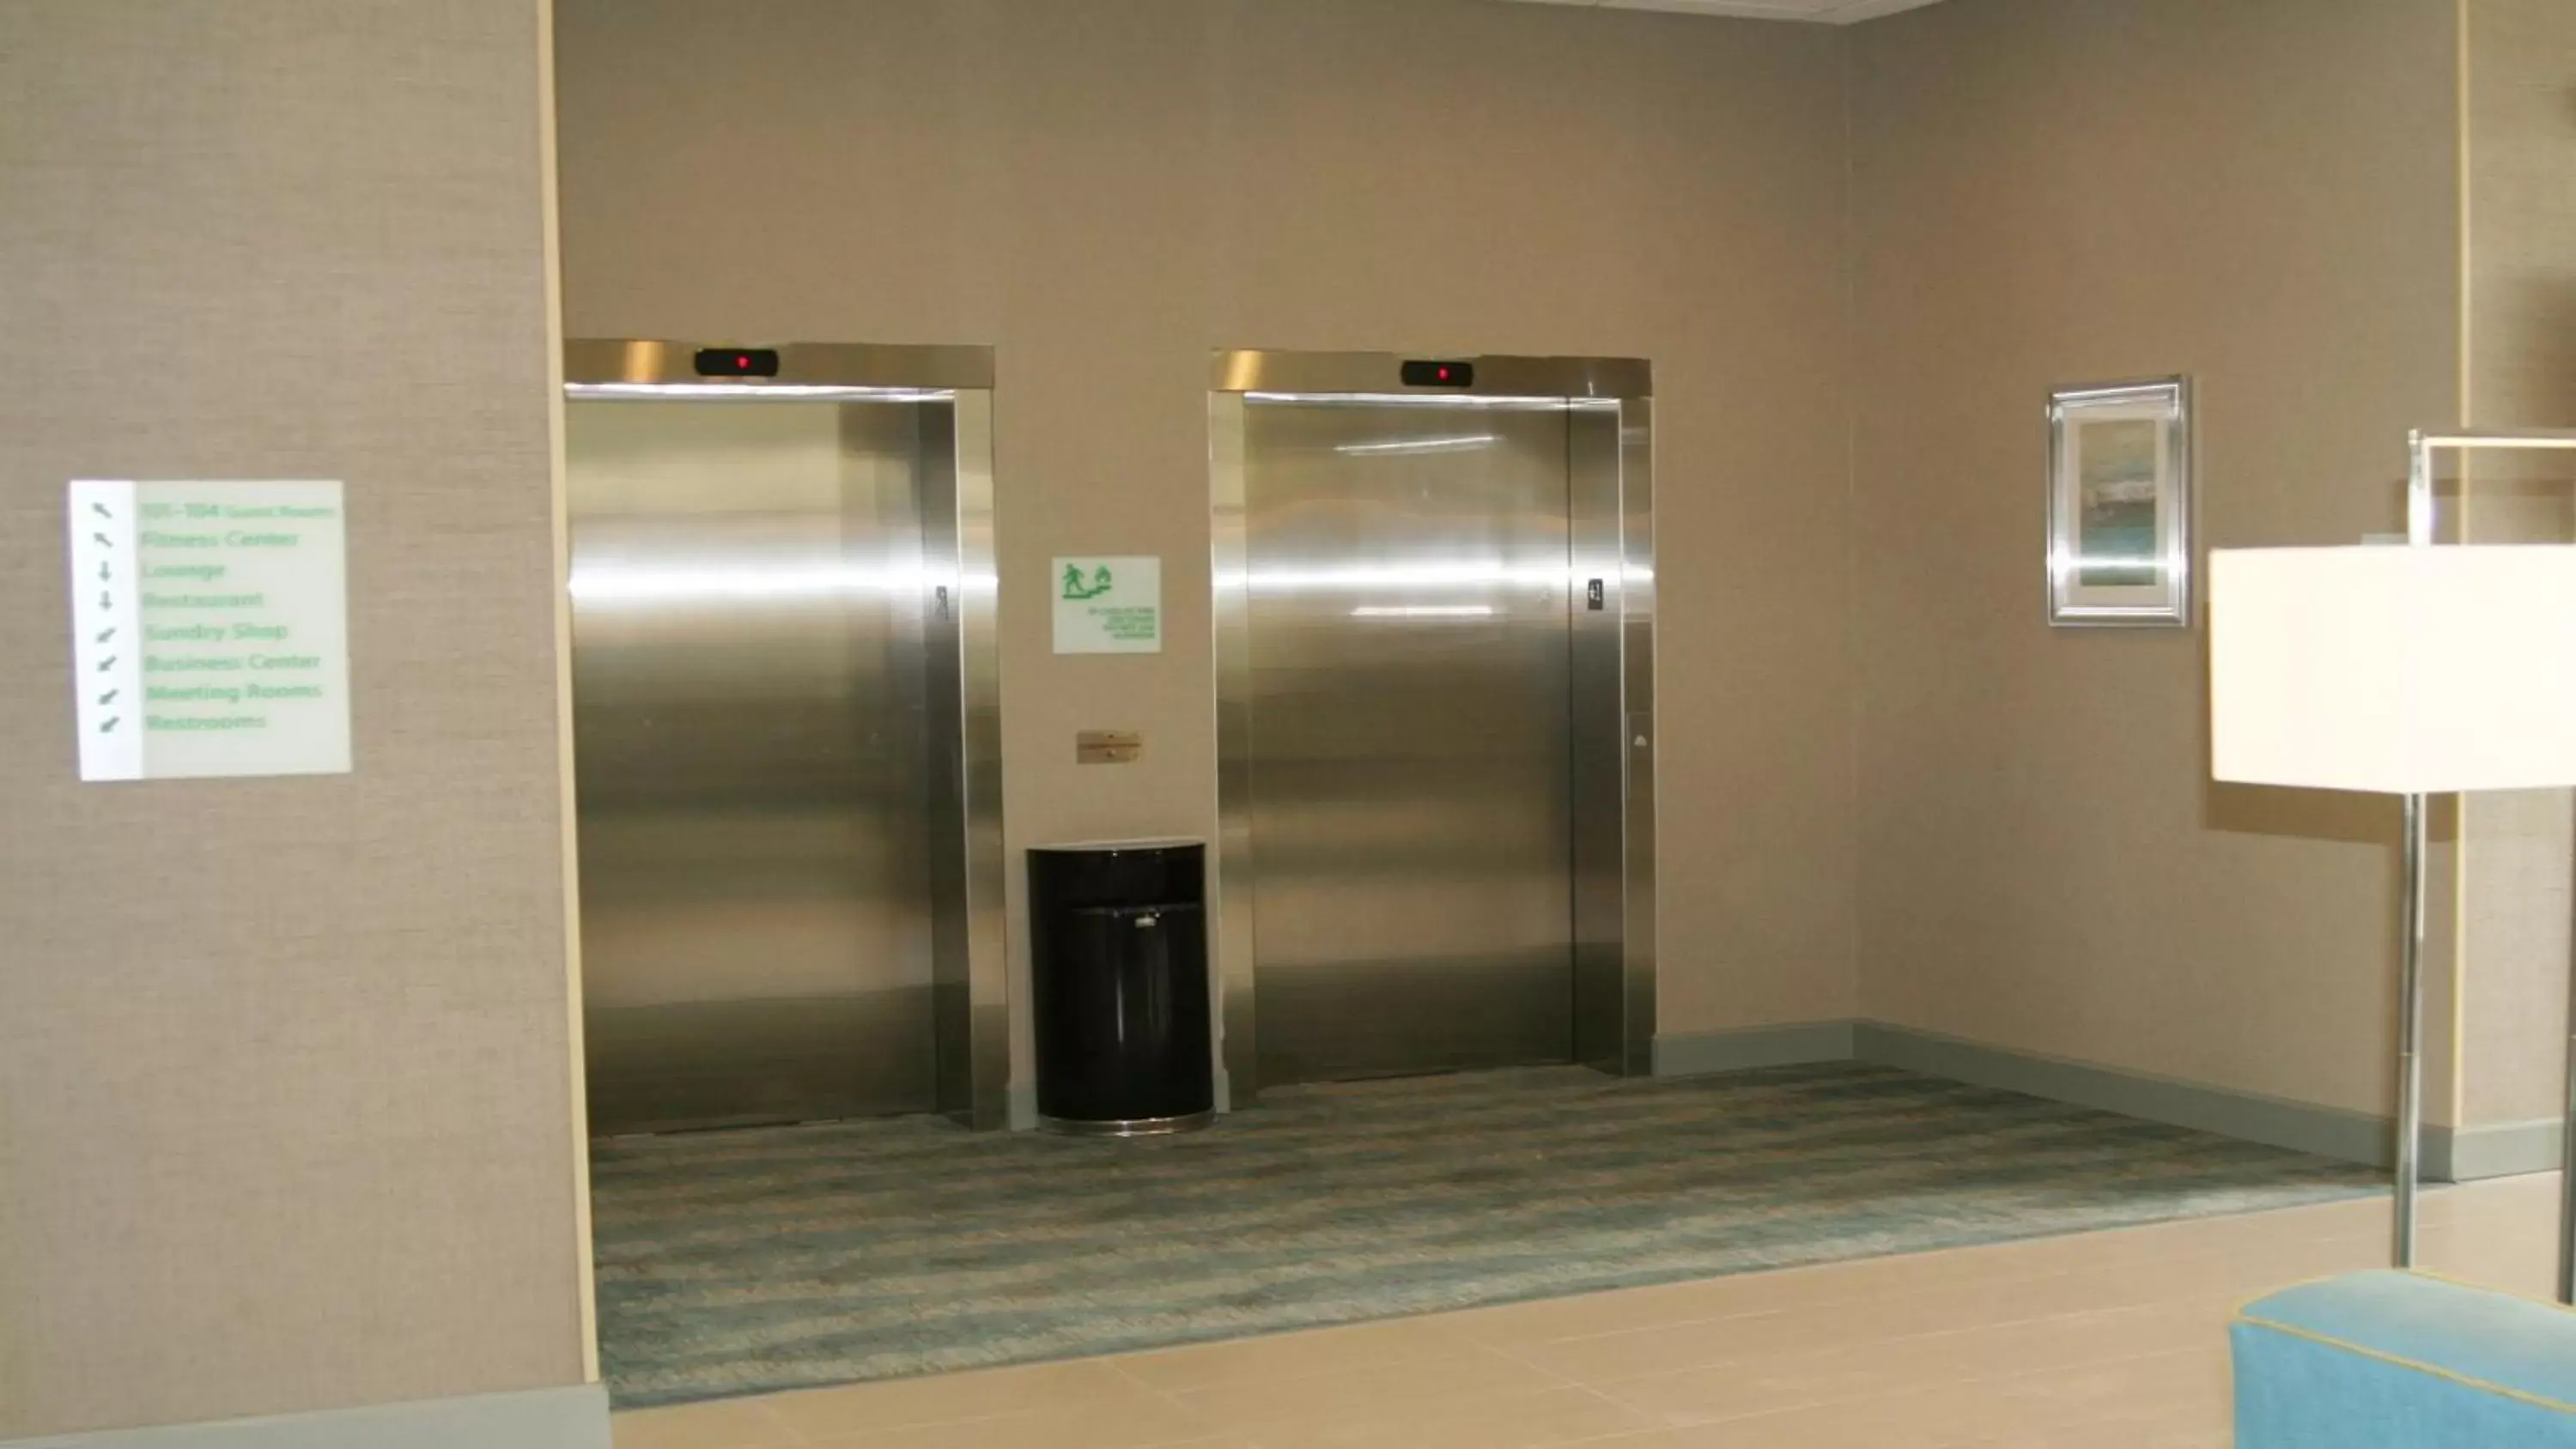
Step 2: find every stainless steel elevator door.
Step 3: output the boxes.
[568,399,937,1134]
[1242,401,1575,1085]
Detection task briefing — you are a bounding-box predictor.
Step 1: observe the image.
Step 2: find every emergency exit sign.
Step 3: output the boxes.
[67,480,352,782]
[1052,555,1161,654]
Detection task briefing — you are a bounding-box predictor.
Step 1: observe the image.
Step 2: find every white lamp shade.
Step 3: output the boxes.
[2210,545,2576,794]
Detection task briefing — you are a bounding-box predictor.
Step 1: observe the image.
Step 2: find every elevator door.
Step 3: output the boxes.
[568,399,938,1133]
[1242,401,1575,1086]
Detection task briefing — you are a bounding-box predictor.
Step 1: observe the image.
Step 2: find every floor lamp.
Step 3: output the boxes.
[2209,428,2576,1298]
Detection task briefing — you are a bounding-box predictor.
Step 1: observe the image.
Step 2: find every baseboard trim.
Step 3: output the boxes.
[1667,1018,2567,1184]
[5,1384,608,1449]
[1851,1022,2392,1169]
[1654,1022,1857,1076]
[2433,1117,2565,1182]
[1062,1016,2548,1180]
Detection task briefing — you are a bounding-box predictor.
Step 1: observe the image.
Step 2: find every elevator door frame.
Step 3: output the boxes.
[1210,351,1657,1102]
[563,339,1010,1131]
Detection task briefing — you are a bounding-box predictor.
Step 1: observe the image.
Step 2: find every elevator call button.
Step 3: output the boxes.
[1078,731,1143,765]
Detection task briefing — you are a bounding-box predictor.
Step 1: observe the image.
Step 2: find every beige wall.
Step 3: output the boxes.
[2458,0,2576,1128]
[0,0,2524,1434]
[553,0,1861,1050]
[1849,0,2462,1118]
[0,1,586,1437]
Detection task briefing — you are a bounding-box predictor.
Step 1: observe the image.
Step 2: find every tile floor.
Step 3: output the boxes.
[612,1172,2564,1449]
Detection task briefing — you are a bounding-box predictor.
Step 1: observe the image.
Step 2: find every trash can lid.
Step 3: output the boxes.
[1030,836,1206,855]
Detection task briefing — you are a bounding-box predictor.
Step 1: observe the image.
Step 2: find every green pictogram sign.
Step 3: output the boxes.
[1062,562,1115,601]
[1052,555,1160,654]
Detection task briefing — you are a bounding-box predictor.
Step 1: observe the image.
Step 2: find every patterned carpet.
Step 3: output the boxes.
[590,1062,2379,1408]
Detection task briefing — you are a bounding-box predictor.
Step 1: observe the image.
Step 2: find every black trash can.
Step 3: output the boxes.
[1029,840,1214,1135]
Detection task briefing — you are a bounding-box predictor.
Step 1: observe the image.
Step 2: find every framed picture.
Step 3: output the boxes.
[2046,378,2193,627]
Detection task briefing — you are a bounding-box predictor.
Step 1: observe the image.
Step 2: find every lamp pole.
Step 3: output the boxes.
[2397,788,2427,1267]
[2401,427,2576,1300]
[2565,917,2576,1305]
[2396,431,2432,1270]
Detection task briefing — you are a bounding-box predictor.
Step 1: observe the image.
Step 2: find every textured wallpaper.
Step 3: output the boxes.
[0,1,586,1435]
[552,0,1862,1053]
[1850,0,2462,1118]
[2458,0,2576,1127]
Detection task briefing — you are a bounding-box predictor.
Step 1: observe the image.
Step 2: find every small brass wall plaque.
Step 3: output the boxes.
[1077,730,1142,765]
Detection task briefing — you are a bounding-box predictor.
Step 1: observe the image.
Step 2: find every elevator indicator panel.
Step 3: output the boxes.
[695,348,781,378]
[1400,360,1474,388]
[1587,579,1606,611]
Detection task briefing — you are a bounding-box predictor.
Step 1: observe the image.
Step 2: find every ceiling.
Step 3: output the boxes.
[1500,0,1950,23]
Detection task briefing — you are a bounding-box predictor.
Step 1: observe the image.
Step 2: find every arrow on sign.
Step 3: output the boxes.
[96,656,116,673]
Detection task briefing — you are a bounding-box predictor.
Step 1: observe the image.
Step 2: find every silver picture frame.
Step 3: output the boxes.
[2046,377,2193,627]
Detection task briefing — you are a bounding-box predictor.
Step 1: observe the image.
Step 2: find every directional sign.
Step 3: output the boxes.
[68,481,352,782]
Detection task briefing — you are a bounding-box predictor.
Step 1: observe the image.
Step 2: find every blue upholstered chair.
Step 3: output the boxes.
[2234,1270,2576,1446]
